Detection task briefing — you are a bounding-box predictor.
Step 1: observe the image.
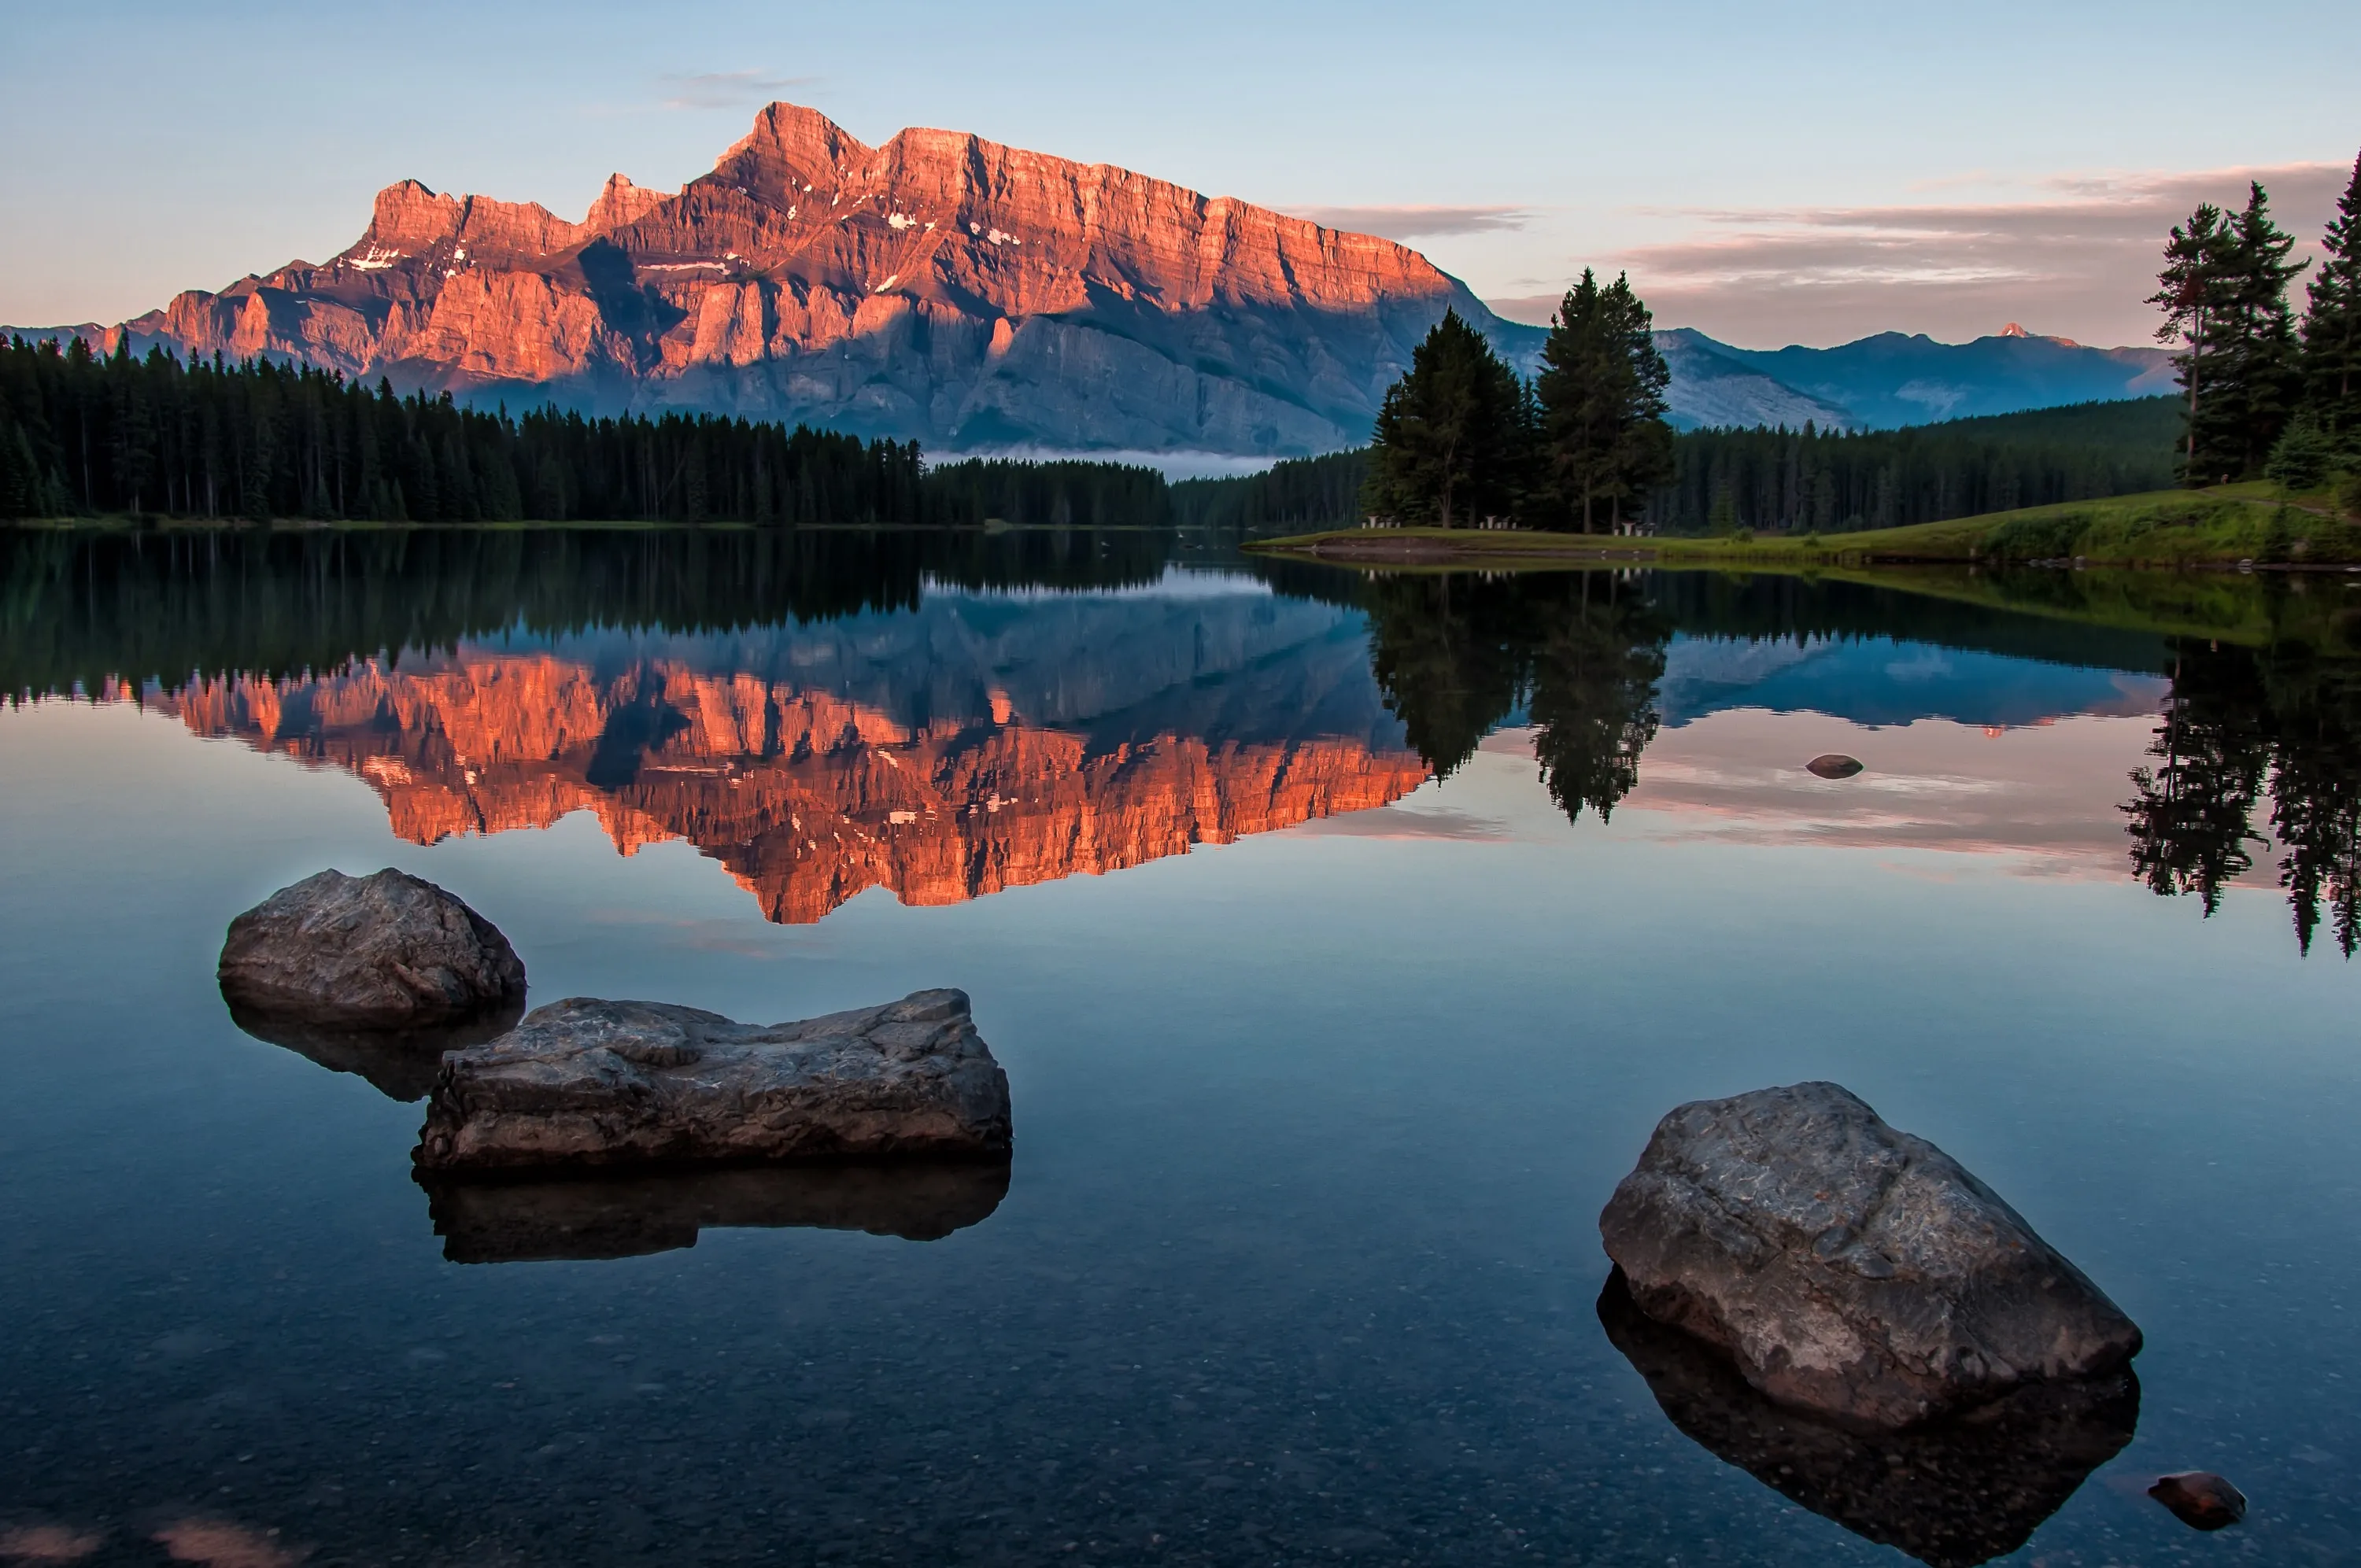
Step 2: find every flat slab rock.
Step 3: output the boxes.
[415,989,1011,1172]
[218,868,525,1029]
[1600,1081,2141,1429]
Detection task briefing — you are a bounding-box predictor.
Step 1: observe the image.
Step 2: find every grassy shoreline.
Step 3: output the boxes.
[1245,484,2358,572]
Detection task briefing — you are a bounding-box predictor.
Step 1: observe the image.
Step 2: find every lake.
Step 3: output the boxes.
[2,526,2355,1566]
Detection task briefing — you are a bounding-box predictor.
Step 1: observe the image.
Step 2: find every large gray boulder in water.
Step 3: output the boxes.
[218,869,526,1029]
[1599,1081,2141,1429]
[414,989,1011,1173]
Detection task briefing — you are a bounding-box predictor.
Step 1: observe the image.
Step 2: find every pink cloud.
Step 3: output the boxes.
[1543,162,2351,349]
[1287,204,1530,240]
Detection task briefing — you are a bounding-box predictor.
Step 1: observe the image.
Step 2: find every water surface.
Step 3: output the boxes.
[2,528,2356,1566]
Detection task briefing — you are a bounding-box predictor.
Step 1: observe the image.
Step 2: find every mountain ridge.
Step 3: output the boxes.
[66,102,1519,457]
[9,101,2182,453]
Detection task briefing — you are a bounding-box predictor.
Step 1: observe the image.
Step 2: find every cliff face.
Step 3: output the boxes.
[152,650,1429,923]
[108,102,1532,456]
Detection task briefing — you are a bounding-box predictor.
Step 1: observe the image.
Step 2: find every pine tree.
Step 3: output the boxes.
[2148,202,2240,483]
[1602,275,1675,533]
[1361,309,1531,528]
[2300,152,2361,441]
[1536,270,1675,532]
[2221,182,2308,478]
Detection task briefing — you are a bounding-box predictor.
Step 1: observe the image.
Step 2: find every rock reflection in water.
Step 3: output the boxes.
[1598,1270,2138,1567]
[224,998,527,1101]
[416,1160,1012,1263]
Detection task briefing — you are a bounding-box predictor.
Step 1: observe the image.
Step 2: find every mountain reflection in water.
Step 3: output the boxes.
[10,526,2361,948]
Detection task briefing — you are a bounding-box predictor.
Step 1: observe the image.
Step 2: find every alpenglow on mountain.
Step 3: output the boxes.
[94,104,1525,456]
[50,102,2177,455]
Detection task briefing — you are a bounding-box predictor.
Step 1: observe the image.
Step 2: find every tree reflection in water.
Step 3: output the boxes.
[2127,636,2361,954]
[1362,570,1670,825]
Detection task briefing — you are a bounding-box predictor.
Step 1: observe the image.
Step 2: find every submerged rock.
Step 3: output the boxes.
[419,1160,1011,1262]
[2149,1470,2246,1530]
[414,989,1011,1173]
[1807,753,1865,779]
[217,869,526,1029]
[226,998,526,1101]
[1599,1081,2141,1428]
[1600,1270,2137,1568]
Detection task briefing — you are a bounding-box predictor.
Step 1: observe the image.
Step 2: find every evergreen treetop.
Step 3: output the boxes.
[1360,309,1532,528]
[2301,153,2361,437]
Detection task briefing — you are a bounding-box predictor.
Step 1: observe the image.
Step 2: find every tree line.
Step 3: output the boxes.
[2154,153,2361,499]
[1644,398,2182,535]
[0,335,1185,528]
[1359,271,1673,531]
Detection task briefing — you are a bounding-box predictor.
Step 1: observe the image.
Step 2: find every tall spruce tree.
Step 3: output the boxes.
[1536,270,1674,532]
[2300,152,2361,440]
[2222,183,2307,478]
[1361,309,1531,528]
[2150,186,2307,484]
[2149,202,2239,483]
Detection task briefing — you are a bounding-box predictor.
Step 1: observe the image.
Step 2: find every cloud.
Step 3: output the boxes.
[1288,205,1529,240]
[1600,162,2349,349]
[658,71,816,112]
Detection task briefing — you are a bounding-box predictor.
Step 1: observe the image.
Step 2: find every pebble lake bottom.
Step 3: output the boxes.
[1,530,2355,1566]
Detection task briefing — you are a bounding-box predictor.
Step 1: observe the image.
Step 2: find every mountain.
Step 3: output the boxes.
[19,100,2182,453]
[1650,332,1855,431]
[1664,325,2177,430]
[80,102,1536,458]
[140,585,1430,924]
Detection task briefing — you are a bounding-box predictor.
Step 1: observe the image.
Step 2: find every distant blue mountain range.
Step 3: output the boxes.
[1647,326,2178,432]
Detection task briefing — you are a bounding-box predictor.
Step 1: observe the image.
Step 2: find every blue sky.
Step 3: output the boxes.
[4,0,2355,347]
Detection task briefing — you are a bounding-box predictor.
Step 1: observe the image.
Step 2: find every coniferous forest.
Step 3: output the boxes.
[1642,398,2184,535]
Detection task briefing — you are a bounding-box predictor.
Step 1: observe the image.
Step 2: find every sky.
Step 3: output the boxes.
[3,0,2356,350]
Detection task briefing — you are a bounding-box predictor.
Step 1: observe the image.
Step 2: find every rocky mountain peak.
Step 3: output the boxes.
[103,101,1528,454]
[586,173,672,234]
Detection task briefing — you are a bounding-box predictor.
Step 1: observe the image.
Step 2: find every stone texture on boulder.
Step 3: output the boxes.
[1599,1081,2141,1429]
[217,869,526,1029]
[414,989,1010,1173]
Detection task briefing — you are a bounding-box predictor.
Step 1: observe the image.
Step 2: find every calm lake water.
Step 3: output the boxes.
[2,526,2358,1567]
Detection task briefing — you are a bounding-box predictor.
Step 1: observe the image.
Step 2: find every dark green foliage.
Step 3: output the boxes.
[1535,270,1674,533]
[1169,451,1369,531]
[2267,415,2340,492]
[2149,183,2308,483]
[921,459,1170,527]
[1362,310,1533,528]
[1646,398,2183,535]
[0,336,927,523]
[2302,154,2361,440]
[2149,201,2240,481]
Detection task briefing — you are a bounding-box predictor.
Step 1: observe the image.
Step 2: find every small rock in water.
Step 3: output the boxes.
[1807,754,1865,779]
[414,988,1011,1171]
[218,868,525,1028]
[1599,1080,2141,1428]
[2148,1471,2246,1530]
